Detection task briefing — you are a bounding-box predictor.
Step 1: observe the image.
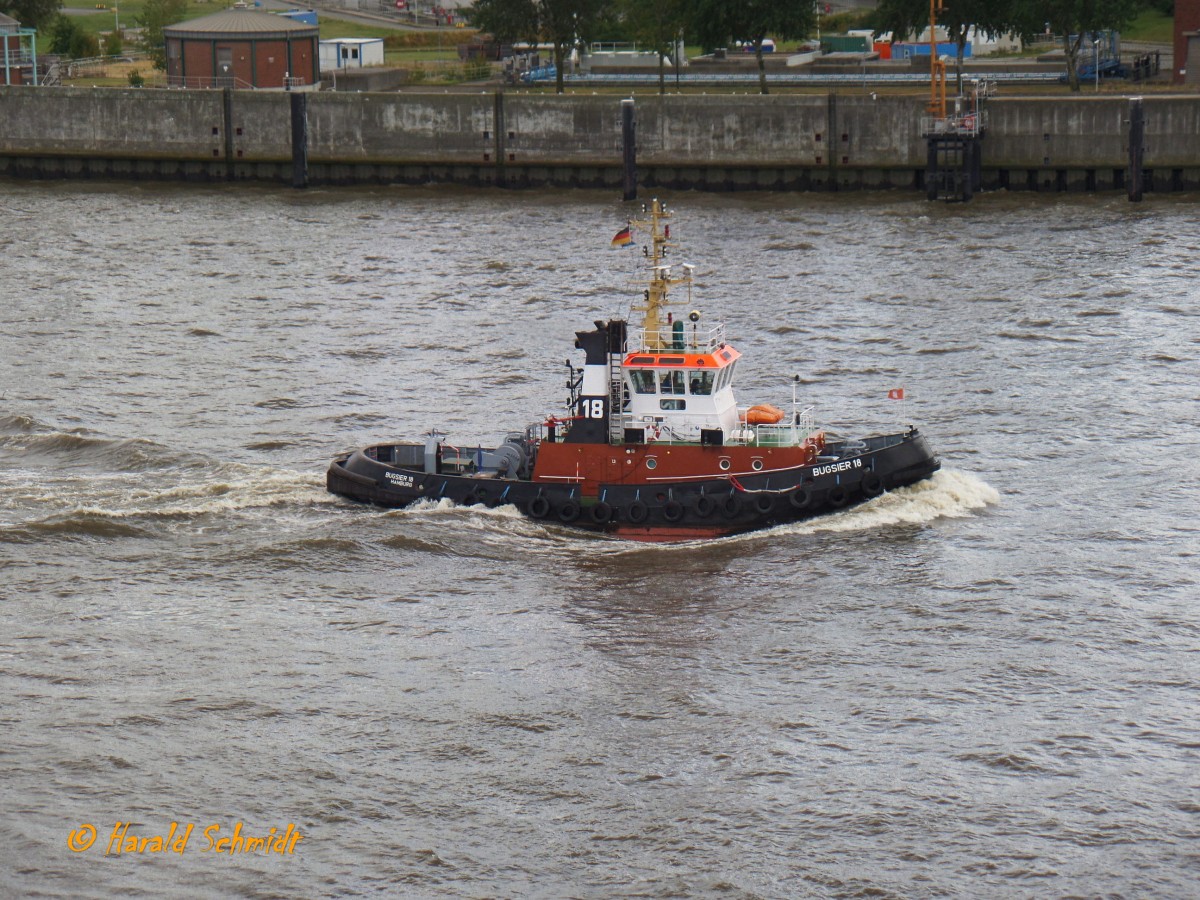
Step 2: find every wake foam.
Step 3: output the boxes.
[771,468,998,538]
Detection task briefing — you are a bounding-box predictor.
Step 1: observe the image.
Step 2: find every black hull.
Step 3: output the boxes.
[327,429,940,541]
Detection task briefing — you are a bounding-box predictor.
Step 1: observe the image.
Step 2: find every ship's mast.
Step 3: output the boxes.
[629,198,691,350]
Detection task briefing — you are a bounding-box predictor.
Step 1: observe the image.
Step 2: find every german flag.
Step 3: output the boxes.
[610,226,634,248]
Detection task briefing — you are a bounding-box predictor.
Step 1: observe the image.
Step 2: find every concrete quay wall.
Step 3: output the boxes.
[1,86,1198,192]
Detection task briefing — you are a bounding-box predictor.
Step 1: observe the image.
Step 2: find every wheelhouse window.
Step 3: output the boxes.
[715,360,737,392]
[689,371,714,395]
[660,399,685,411]
[629,369,656,394]
[660,370,686,395]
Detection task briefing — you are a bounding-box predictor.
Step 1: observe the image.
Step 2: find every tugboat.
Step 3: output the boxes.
[327,200,940,541]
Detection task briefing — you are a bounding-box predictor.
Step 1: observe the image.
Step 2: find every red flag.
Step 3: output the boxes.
[887,388,905,400]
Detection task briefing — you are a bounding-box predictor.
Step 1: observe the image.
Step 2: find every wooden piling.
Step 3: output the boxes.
[621,98,636,201]
[1128,97,1144,202]
[290,91,308,189]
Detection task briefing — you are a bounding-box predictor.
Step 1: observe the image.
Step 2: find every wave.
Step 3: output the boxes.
[0,511,154,543]
[0,426,197,473]
[0,469,332,543]
[0,414,43,435]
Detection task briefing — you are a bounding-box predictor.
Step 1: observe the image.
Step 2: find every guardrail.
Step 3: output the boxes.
[166,74,257,90]
[921,110,988,136]
[540,70,1064,86]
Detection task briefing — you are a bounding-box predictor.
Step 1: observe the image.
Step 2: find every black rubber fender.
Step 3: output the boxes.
[626,500,649,524]
[663,499,684,522]
[861,471,884,498]
[754,493,776,515]
[590,501,613,524]
[529,495,551,519]
[558,499,581,523]
[788,486,812,510]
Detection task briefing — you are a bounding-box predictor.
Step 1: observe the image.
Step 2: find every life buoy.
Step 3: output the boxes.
[694,495,715,519]
[558,499,581,523]
[663,499,684,522]
[721,495,742,519]
[861,472,884,498]
[626,500,649,524]
[828,486,848,508]
[470,485,490,506]
[788,486,812,510]
[529,495,551,519]
[590,501,613,524]
[754,493,776,515]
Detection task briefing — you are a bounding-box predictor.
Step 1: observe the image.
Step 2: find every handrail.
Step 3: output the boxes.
[607,406,818,448]
[539,70,1061,85]
[166,74,258,90]
[629,322,727,355]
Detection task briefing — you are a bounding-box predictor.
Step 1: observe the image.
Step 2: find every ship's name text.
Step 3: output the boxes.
[812,458,863,477]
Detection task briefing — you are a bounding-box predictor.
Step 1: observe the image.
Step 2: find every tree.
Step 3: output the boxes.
[876,0,1022,96]
[466,0,539,46]
[618,0,688,95]
[47,13,97,58]
[0,0,61,32]
[687,0,816,94]
[1011,0,1139,92]
[466,0,602,93]
[539,0,602,93]
[137,0,188,71]
[103,29,122,58]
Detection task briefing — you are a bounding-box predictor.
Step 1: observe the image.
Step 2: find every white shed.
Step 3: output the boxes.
[319,38,385,70]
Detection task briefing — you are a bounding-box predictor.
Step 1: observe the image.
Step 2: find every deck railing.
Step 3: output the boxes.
[629,321,727,354]
[606,406,818,448]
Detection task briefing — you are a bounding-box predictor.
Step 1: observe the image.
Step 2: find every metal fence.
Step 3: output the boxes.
[544,70,1063,86]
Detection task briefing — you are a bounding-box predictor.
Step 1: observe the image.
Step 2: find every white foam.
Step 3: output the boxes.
[772,468,998,537]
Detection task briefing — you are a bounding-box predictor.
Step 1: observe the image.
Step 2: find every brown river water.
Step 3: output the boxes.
[1,182,1198,898]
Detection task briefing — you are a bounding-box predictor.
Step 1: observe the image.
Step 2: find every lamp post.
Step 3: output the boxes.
[1094,38,1100,92]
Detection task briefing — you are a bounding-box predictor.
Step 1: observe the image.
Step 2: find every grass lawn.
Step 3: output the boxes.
[72,0,221,36]
[1122,9,1174,44]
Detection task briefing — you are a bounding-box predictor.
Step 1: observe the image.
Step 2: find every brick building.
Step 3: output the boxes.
[1175,0,1200,84]
[163,7,319,89]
